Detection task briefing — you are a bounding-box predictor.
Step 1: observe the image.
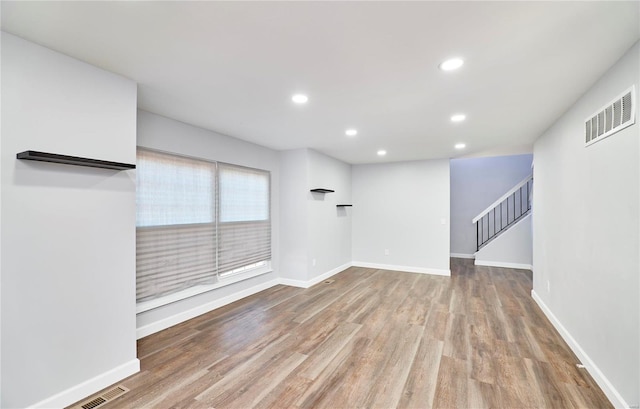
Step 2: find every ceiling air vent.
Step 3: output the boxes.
[585,86,635,146]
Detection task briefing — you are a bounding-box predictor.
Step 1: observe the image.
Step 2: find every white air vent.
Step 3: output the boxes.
[585,86,636,146]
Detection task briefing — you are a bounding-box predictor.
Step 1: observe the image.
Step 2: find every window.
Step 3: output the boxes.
[218,164,271,277]
[135,149,271,306]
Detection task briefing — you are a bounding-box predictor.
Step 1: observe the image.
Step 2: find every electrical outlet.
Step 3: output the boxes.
[312,258,317,267]
[384,249,390,256]
[547,280,550,293]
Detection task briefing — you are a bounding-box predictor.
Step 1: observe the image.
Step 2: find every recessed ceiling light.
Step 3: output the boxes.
[291,94,308,104]
[439,58,464,71]
[377,150,387,156]
[345,129,358,137]
[451,114,466,122]
[455,143,466,149]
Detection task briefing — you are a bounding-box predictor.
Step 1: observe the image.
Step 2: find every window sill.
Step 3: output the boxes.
[136,265,273,314]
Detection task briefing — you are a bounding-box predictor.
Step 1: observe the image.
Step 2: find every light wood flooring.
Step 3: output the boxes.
[72,259,612,408]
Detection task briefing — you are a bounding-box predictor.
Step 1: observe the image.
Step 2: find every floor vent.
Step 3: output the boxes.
[585,85,635,146]
[74,385,129,409]
[81,397,106,409]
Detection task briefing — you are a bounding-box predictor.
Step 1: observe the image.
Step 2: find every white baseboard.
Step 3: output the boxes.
[29,359,140,409]
[136,279,280,339]
[279,262,352,288]
[531,290,629,409]
[450,253,475,259]
[474,259,533,270]
[351,261,450,277]
[278,277,309,288]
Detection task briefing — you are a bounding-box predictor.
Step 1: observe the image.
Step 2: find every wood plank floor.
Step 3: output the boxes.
[71,259,613,408]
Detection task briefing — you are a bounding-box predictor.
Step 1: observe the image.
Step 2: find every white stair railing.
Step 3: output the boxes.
[472,174,533,251]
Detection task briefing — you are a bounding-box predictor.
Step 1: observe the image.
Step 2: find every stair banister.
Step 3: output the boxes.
[473,174,533,251]
[472,174,533,224]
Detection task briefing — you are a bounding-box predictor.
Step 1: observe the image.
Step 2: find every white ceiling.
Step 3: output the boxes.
[2,1,639,164]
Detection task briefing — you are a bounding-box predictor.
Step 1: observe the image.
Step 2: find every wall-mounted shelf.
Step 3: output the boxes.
[310,188,334,193]
[336,204,352,207]
[16,150,136,171]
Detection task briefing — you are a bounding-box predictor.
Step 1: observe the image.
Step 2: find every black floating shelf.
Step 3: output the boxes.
[310,188,335,193]
[17,151,136,171]
[336,204,353,207]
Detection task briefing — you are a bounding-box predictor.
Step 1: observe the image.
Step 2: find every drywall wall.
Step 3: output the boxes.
[450,154,532,257]
[474,214,532,269]
[533,41,639,408]
[0,32,3,407]
[279,148,352,285]
[352,159,450,274]
[279,149,309,281]
[1,33,138,408]
[136,110,281,336]
[307,149,352,281]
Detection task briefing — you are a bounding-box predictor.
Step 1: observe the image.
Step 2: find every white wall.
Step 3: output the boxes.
[533,42,639,408]
[279,149,309,281]
[136,110,281,336]
[475,214,532,269]
[1,33,138,408]
[352,159,450,275]
[0,29,4,409]
[279,148,352,285]
[450,154,532,256]
[307,149,352,281]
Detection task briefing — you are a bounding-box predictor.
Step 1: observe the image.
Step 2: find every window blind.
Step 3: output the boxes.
[135,149,271,304]
[218,164,271,276]
[136,150,217,302]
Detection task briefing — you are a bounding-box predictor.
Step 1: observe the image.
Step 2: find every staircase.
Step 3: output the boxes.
[472,174,533,251]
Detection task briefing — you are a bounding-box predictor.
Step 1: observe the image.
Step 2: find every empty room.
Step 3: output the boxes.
[1,1,639,408]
